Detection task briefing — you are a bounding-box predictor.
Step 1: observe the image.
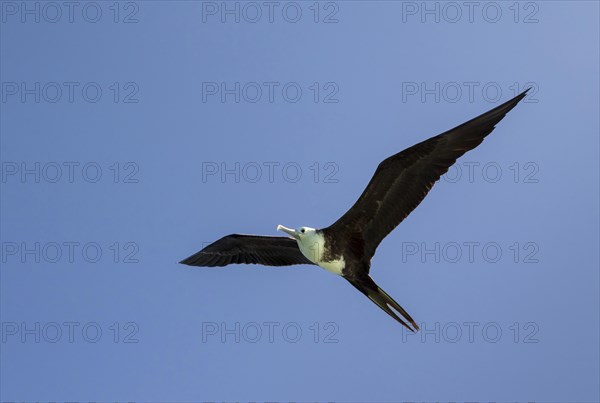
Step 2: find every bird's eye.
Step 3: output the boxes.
[301,228,305,233]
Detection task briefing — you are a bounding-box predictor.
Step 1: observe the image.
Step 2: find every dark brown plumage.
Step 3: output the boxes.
[180,235,315,267]
[324,88,530,264]
[180,89,529,332]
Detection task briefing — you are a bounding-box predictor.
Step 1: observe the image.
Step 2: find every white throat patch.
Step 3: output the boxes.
[296,231,344,276]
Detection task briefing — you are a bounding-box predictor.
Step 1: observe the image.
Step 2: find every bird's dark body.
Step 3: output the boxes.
[320,229,363,273]
[180,89,530,332]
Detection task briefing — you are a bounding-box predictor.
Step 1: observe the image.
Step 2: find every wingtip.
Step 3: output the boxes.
[179,253,201,266]
[519,87,531,99]
[510,87,531,104]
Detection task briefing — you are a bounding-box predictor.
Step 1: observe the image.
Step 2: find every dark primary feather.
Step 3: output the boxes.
[325,89,529,261]
[179,234,315,267]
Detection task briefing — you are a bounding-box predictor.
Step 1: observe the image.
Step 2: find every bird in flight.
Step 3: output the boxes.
[180,89,529,332]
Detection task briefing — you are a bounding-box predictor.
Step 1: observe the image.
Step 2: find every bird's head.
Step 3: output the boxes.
[276,225,317,242]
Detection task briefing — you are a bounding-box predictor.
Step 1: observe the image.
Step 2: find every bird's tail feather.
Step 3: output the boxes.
[368,285,420,333]
[349,275,419,332]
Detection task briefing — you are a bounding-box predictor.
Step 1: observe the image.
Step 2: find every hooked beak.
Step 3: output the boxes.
[277,225,300,240]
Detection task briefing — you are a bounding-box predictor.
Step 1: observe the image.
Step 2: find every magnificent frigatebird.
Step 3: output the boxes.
[180,89,529,332]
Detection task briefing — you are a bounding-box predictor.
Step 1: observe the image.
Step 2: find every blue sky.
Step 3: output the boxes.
[1,1,599,402]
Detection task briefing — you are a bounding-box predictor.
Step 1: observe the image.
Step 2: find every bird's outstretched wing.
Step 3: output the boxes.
[179,234,315,267]
[325,89,529,261]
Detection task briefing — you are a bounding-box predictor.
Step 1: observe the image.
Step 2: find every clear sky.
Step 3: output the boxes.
[1,1,599,402]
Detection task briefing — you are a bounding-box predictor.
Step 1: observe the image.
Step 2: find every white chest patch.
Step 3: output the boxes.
[318,256,345,276]
[296,232,345,276]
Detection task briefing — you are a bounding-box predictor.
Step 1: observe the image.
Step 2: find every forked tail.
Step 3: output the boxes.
[348,274,419,332]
